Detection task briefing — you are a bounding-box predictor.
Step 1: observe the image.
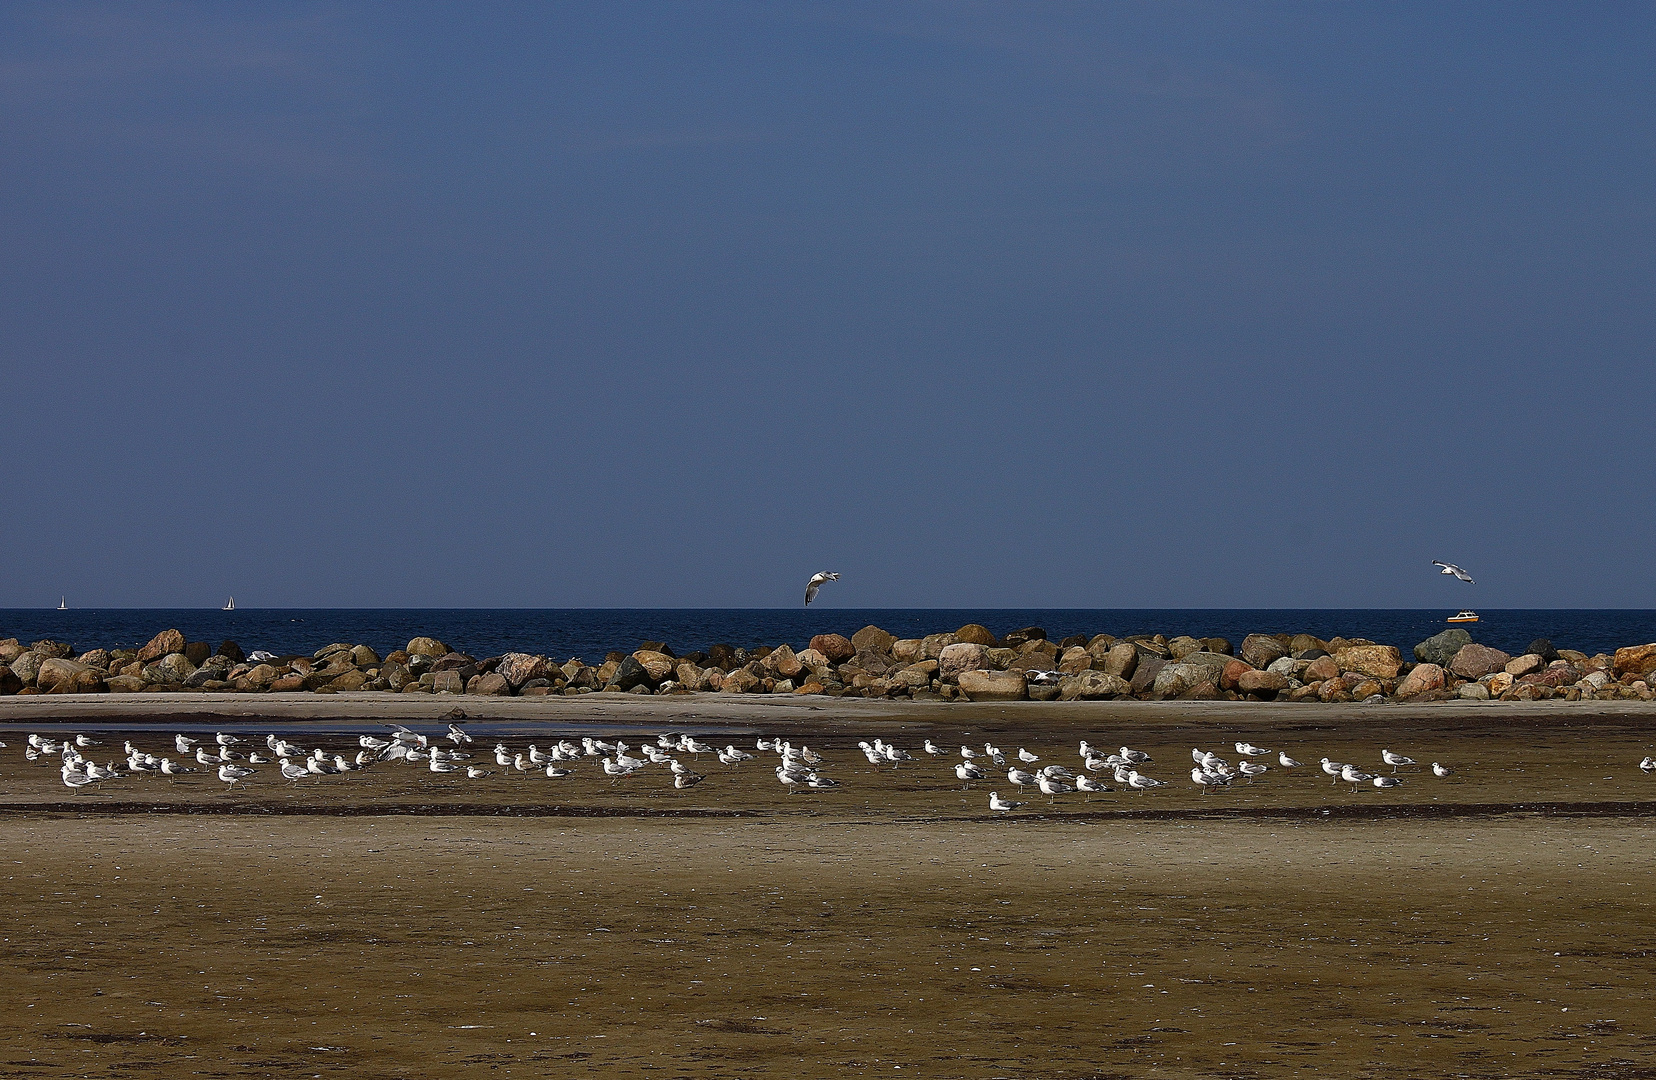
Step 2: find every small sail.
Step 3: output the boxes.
[57,596,66,610]
[224,596,235,611]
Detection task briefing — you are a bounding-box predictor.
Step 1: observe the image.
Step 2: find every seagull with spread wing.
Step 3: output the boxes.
[1432,560,1475,583]
[804,571,839,606]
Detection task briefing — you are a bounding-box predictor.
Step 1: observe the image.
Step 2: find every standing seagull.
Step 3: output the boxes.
[1432,561,1475,583]
[803,571,840,606]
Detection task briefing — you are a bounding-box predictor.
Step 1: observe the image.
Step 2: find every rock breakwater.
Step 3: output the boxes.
[3,625,1654,704]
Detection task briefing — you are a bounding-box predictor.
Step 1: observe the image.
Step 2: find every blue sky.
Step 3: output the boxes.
[2,2,1652,608]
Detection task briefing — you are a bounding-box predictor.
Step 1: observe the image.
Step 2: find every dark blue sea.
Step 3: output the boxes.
[2,610,1653,663]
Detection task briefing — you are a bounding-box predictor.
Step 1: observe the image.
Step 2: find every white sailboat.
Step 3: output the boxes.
[223,596,235,611]
[57,596,66,610]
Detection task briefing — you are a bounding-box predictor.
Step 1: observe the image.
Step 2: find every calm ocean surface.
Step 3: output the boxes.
[2,610,1653,663]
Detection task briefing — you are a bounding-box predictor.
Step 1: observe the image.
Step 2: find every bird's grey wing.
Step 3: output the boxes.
[804,582,819,606]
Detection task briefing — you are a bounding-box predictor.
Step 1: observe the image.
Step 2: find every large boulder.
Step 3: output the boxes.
[1414,628,1472,667]
[953,623,997,647]
[850,626,895,654]
[1333,645,1404,679]
[1240,634,1288,669]
[1504,653,1544,678]
[760,645,803,680]
[1237,669,1290,695]
[633,649,679,682]
[143,653,197,685]
[136,629,186,665]
[1058,670,1132,700]
[956,669,1027,701]
[809,634,855,664]
[720,667,762,693]
[1613,643,1656,678]
[1449,643,1510,680]
[31,639,72,660]
[467,672,511,696]
[1177,651,1233,683]
[1527,638,1560,663]
[1000,626,1046,648]
[9,651,43,686]
[1129,655,1167,695]
[496,653,550,688]
[1303,655,1340,683]
[1151,662,1213,698]
[351,644,380,667]
[37,658,100,693]
[607,656,654,691]
[1167,636,1204,660]
[1101,642,1138,679]
[1395,663,1445,698]
[919,633,958,660]
[1057,646,1093,674]
[938,642,989,681]
[406,636,449,659]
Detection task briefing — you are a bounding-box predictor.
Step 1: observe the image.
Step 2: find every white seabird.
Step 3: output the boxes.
[1119,746,1151,764]
[1278,752,1302,769]
[1372,775,1404,789]
[1190,767,1230,794]
[1238,761,1268,781]
[1339,763,1374,789]
[1432,762,1454,778]
[924,740,943,756]
[1007,767,1037,790]
[1320,758,1345,784]
[1036,774,1075,802]
[1126,770,1165,792]
[955,761,986,787]
[280,760,309,782]
[989,792,1025,812]
[803,571,839,606]
[1640,757,1656,773]
[1017,748,1040,764]
[217,763,255,789]
[1432,560,1475,583]
[1075,774,1110,799]
[1235,742,1270,756]
[1381,749,1416,772]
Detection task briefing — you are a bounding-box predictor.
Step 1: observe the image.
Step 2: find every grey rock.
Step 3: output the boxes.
[1414,628,1473,666]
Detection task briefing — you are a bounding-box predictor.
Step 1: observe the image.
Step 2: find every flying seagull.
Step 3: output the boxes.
[803,571,839,606]
[1433,561,1475,583]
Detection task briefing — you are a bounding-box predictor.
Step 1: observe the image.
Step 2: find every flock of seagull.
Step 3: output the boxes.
[11,723,1654,808]
[892,737,1458,811]
[15,724,846,797]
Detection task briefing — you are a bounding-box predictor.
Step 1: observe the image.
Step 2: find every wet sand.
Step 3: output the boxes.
[3,699,1656,1077]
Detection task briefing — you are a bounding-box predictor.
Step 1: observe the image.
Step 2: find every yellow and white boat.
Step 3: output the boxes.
[1446,610,1479,624]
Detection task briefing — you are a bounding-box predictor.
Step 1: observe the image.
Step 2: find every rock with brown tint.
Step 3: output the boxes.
[956,669,1027,701]
[851,626,895,654]
[1613,643,1656,677]
[953,623,997,646]
[1449,643,1510,680]
[1237,669,1290,695]
[1303,655,1340,683]
[1395,663,1445,698]
[1241,634,1288,669]
[1334,645,1404,679]
[804,634,852,664]
[406,637,449,659]
[136,629,186,665]
[938,642,989,681]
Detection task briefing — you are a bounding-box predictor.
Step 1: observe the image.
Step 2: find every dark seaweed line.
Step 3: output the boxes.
[0,799,1652,821]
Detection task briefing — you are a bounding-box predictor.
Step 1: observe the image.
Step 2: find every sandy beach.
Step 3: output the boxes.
[3,696,1655,1077]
